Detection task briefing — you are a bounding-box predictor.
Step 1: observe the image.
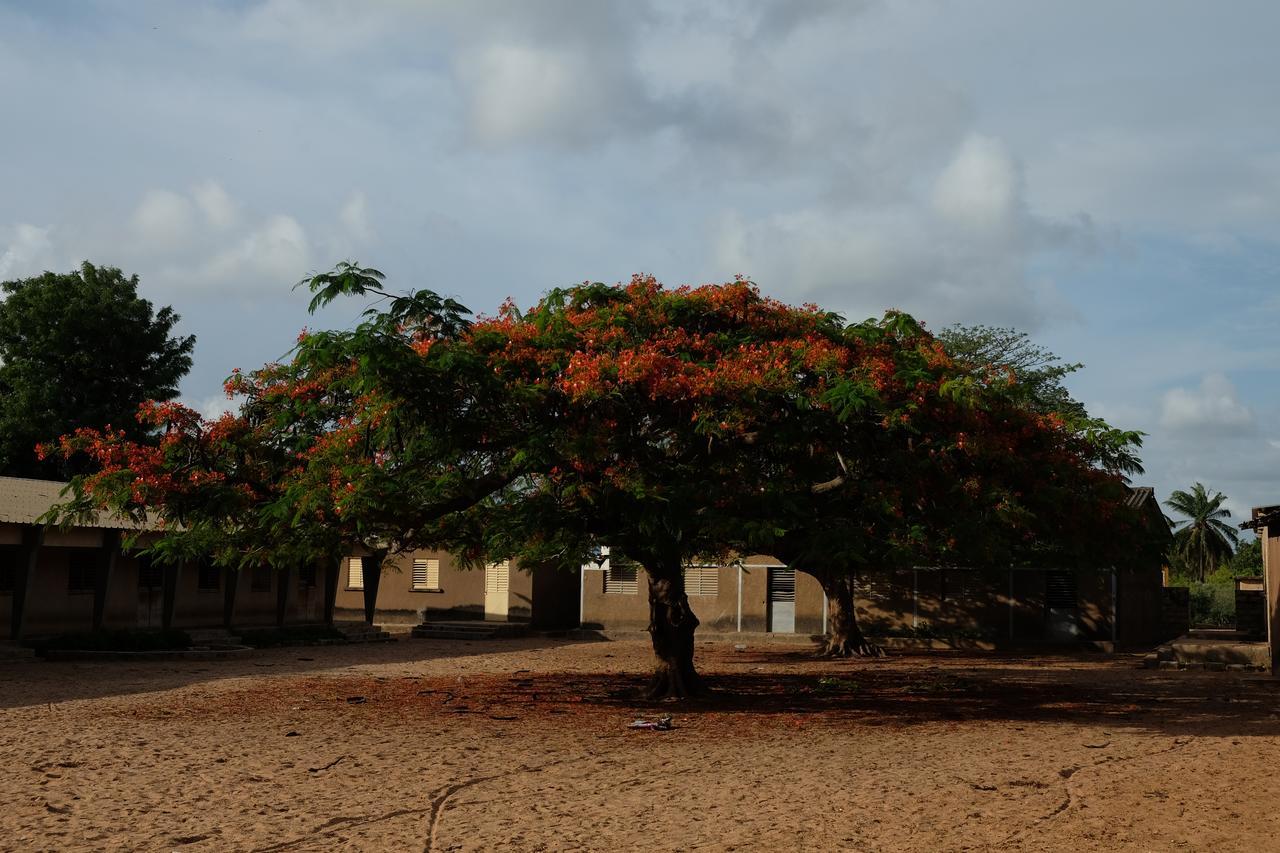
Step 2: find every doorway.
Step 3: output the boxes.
[767,567,796,633]
[484,561,510,621]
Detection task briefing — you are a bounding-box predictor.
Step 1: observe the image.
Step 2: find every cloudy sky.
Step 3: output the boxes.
[2,0,1278,527]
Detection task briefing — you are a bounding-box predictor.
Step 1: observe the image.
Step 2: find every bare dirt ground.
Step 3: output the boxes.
[2,634,1279,852]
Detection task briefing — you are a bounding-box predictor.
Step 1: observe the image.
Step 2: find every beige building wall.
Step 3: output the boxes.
[332,549,579,628]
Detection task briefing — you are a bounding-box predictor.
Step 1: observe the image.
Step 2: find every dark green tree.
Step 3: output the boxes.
[1165,483,1239,582]
[0,262,195,479]
[1228,538,1263,577]
[938,324,1087,420]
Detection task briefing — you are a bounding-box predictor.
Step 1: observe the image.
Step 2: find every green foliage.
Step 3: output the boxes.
[814,676,860,694]
[1165,483,1239,582]
[32,628,193,653]
[1187,582,1236,628]
[937,324,1144,476]
[937,324,1087,419]
[1229,538,1263,577]
[0,262,195,479]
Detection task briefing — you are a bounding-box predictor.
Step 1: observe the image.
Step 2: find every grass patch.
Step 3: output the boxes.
[236,625,347,648]
[32,628,193,654]
[814,676,860,694]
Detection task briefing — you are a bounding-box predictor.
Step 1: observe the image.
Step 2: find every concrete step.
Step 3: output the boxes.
[411,621,530,641]
[0,644,35,662]
[1168,635,1270,667]
[332,622,394,643]
[186,628,240,645]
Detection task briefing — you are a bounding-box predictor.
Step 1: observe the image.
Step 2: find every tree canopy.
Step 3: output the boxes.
[47,265,1150,697]
[0,262,195,479]
[1165,483,1239,582]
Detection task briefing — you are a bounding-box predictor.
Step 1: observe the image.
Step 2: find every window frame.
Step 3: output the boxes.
[411,557,442,592]
[347,556,365,591]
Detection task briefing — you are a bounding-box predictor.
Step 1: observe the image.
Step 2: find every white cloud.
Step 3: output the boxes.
[0,223,54,280]
[131,190,196,250]
[458,43,595,144]
[196,214,310,287]
[340,191,372,244]
[1160,373,1255,436]
[239,0,396,54]
[192,180,238,230]
[711,131,1084,329]
[931,134,1020,235]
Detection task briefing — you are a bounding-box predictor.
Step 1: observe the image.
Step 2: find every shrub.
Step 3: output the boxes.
[1188,583,1235,628]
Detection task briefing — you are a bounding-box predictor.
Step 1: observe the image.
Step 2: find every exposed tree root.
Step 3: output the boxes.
[818,637,885,658]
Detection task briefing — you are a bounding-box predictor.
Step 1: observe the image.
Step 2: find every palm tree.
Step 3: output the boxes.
[1164,483,1239,582]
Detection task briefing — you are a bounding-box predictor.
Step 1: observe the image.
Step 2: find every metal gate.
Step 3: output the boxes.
[767,567,796,633]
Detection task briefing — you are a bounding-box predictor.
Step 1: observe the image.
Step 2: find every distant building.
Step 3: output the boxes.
[581,487,1175,648]
[1241,505,1280,669]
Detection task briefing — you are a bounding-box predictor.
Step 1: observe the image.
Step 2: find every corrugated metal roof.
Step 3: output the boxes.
[1125,486,1155,509]
[0,476,153,529]
[1242,505,1280,532]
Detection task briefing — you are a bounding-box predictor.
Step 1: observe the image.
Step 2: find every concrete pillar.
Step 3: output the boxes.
[322,557,340,625]
[10,525,44,641]
[92,529,121,631]
[276,565,293,627]
[161,560,182,630]
[361,551,385,625]
[222,567,239,629]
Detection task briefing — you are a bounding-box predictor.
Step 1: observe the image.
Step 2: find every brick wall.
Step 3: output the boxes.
[1161,586,1189,639]
[1236,588,1266,638]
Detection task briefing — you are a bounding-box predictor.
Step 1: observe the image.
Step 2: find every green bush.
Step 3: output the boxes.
[34,628,193,653]
[236,625,346,648]
[1188,583,1235,628]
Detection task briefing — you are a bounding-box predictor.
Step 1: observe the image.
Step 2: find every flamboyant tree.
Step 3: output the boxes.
[43,264,525,613]
[449,277,857,697]
[47,264,1152,695]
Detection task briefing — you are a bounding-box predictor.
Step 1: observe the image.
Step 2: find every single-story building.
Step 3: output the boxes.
[1,476,580,640]
[331,549,579,629]
[580,487,1174,648]
[0,476,330,639]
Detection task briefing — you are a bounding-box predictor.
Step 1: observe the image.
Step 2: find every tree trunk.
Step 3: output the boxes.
[818,573,883,658]
[644,561,703,699]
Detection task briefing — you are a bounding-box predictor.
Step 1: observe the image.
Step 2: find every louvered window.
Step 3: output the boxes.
[767,567,797,602]
[485,561,510,593]
[412,558,440,591]
[137,558,163,590]
[605,561,639,595]
[348,557,364,590]
[685,565,719,596]
[1046,571,1077,608]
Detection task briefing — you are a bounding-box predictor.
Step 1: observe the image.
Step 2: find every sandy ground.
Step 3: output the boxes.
[2,634,1280,852]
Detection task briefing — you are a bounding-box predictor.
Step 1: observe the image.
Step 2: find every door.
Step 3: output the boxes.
[767,567,796,633]
[1045,571,1079,642]
[484,561,510,621]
